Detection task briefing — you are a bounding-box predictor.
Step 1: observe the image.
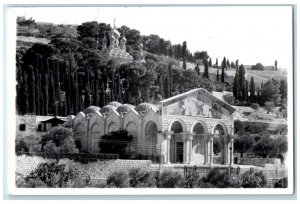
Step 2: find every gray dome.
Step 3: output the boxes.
[116,104,135,114]
[135,103,158,112]
[100,105,117,114]
[108,101,122,108]
[83,106,101,115]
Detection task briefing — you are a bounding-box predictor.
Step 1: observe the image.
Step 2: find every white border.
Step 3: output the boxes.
[4,1,295,196]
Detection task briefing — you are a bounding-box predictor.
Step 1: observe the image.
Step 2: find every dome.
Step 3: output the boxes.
[116,104,135,114]
[108,101,122,107]
[100,105,117,114]
[135,103,158,113]
[112,27,120,38]
[83,106,101,115]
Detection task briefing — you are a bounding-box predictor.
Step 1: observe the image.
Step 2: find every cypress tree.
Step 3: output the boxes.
[250,77,255,102]
[216,70,219,81]
[182,41,187,70]
[73,73,79,114]
[238,65,246,100]
[209,58,212,67]
[93,70,100,106]
[275,60,278,71]
[28,65,35,113]
[35,54,40,115]
[39,73,44,115]
[84,69,91,108]
[168,63,173,97]
[164,76,170,98]
[49,70,56,115]
[233,72,240,100]
[203,60,209,79]
[195,64,200,76]
[221,57,226,83]
[245,80,249,102]
[100,81,105,106]
[216,58,218,68]
[44,58,49,115]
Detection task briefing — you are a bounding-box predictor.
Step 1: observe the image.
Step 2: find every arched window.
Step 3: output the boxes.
[90,123,101,153]
[107,122,118,133]
[126,122,138,152]
[145,121,158,157]
[192,123,205,155]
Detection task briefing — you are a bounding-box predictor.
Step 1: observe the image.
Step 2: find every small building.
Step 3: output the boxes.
[16,115,67,138]
[72,88,239,165]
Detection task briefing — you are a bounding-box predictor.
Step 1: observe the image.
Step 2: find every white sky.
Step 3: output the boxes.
[13,6,293,70]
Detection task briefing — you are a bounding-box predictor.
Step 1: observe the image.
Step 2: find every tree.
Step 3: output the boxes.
[195,64,200,75]
[251,63,264,70]
[77,21,99,39]
[223,94,235,105]
[40,126,79,155]
[221,57,226,83]
[194,51,209,62]
[280,79,287,102]
[203,60,209,79]
[250,103,259,111]
[230,61,235,69]
[234,132,255,157]
[253,135,274,158]
[264,101,275,114]
[182,41,187,70]
[233,72,240,100]
[241,170,268,188]
[275,60,278,71]
[99,130,133,159]
[25,162,78,188]
[209,58,212,67]
[249,77,255,102]
[215,58,218,68]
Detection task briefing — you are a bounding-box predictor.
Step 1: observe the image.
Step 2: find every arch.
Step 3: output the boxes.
[107,122,118,133]
[190,121,208,134]
[212,122,229,164]
[125,121,138,153]
[168,120,186,164]
[90,123,101,153]
[168,119,187,132]
[74,123,87,150]
[191,122,206,161]
[144,121,158,158]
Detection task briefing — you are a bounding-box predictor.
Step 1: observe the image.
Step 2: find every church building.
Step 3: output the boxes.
[72,88,238,165]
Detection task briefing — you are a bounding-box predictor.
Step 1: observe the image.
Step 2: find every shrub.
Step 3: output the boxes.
[156,170,184,188]
[106,171,130,188]
[250,103,260,111]
[241,170,268,188]
[24,162,78,188]
[184,168,201,188]
[223,93,235,105]
[128,168,155,188]
[264,101,275,114]
[274,177,288,188]
[201,168,229,188]
[15,134,42,154]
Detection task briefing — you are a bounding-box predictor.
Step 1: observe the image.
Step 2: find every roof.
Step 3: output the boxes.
[83,106,101,114]
[41,117,66,124]
[116,104,135,113]
[135,103,158,112]
[160,88,236,114]
[108,101,122,107]
[100,105,117,114]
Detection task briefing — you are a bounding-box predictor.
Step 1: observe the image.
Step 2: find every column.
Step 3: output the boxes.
[230,137,234,165]
[209,135,214,165]
[166,132,172,164]
[223,136,228,165]
[203,134,208,164]
[188,135,193,164]
[183,134,187,164]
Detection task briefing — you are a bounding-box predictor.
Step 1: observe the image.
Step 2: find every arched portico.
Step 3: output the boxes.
[191,121,208,164]
[144,121,158,159]
[210,122,230,165]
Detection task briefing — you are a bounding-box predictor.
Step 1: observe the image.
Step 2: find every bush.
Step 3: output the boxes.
[24,162,78,188]
[201,168,229,188]
[223,93,235,105]
[274,177,288,188]
[184,168,201,188]
[106,171,130,188]
[128,168,155,188]
[241,170,268,188]
[250,103,260,111]
[156,170,184,188]
[15,134,42,154]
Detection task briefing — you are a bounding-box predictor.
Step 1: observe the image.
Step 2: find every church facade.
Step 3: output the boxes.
[72,88,238,165]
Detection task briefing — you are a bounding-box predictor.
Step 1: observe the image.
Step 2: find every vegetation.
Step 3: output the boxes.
[234,132,255,157]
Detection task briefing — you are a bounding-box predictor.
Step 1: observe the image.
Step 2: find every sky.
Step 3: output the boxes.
[12,6,293,70]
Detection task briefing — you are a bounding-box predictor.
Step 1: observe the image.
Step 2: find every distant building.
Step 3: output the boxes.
[72,88,238,165]
[16,115,67,138]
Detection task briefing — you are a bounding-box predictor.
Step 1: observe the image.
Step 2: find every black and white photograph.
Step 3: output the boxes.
[3,2,295,196]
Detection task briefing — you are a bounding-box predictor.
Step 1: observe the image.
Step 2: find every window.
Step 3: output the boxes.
[19,124,26,131]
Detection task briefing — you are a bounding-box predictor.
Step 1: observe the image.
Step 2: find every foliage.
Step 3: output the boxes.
[251,63,264,70]
[274,177,288,188]
[106,171,130,188]
[156,171,184,188]
[264,101,275,114]
[240,170,268,188]
[234,132,255,157]
[261,79,282,105]
[99,130,132,159]
[15,134,41,154]
[128,168,156,188]
[40,126,79,155]
[24,162,78,187]
[252,135,274,158]
[77,21,99,39]
[184,168,201,188]
[250,103,259,111]
[223,93,235,105]
[194,51,209,62]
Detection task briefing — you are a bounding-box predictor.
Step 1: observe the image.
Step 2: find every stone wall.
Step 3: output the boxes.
[239,157,281,167]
